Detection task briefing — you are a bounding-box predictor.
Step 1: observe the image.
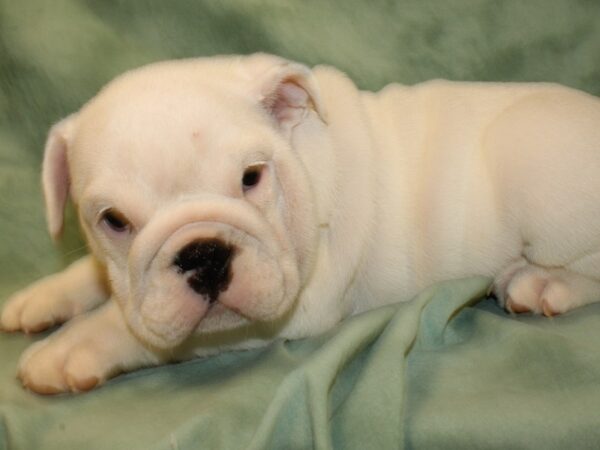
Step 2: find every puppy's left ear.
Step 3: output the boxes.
[42,115,77,240]
[249,54,327,132]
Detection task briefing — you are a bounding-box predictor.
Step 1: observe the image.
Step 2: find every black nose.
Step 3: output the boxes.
[173,239,235,303]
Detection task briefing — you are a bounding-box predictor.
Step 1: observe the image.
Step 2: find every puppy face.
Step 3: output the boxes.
[42,55,328,349]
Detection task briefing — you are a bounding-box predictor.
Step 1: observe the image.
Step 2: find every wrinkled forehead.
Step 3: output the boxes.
[69,75,278,199]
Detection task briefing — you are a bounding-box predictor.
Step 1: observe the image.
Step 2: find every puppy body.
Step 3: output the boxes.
[2,54,600,393]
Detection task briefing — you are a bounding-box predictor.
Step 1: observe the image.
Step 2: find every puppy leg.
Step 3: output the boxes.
[18,300,165,394]
[486,89,600,316]
[493,258,600,316]
[1,255,108,333]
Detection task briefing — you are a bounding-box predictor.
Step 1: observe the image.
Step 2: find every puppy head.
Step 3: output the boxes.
[42,54,328,349]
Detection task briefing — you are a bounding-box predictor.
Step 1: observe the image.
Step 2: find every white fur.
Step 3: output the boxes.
[2,53,600,393]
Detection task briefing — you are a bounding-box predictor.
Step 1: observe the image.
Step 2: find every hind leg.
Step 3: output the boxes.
[486,88,600,316]
[493,257,600,316]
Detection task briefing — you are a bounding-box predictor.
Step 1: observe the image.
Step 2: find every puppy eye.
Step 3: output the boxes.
[100,209,131,233]
[242,164,264,192]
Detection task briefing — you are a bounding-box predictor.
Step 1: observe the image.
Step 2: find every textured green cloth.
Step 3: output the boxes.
[1,1,600,449]
[2,279,600,449]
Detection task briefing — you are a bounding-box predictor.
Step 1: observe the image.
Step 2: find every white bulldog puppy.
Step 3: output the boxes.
[2,53,600,394]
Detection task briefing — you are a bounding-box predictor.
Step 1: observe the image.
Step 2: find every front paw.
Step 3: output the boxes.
[19,332,103,394]
[1,275,79,333]
[1,256,108,334]
[17,303,162,394]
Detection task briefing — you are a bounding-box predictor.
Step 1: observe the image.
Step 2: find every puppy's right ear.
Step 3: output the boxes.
[42,115,77,240]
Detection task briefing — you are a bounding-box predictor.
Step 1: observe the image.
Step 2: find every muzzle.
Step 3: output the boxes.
[121,195,300,349]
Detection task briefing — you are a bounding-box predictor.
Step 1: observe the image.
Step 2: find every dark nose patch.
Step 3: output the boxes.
[173,239,236,303]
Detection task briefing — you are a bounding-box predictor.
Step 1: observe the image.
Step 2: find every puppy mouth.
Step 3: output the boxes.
[118,197,301,350]
[127,220,290,350]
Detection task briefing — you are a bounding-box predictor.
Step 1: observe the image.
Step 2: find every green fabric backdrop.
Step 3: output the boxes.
[1,1,599,449]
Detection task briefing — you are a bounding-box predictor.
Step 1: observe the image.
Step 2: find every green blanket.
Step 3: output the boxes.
[1,1,599,448]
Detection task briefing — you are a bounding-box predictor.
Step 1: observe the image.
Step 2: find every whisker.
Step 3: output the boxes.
[61,244,89,258]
